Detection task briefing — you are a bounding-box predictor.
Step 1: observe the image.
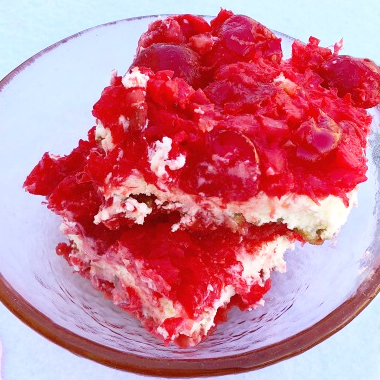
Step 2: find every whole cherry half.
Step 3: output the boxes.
[131,43,202,88]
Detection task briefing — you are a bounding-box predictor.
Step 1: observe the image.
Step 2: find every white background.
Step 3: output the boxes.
[1,1,380,379]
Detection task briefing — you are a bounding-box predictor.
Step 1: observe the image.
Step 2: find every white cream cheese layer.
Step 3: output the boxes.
[93,167,357,242]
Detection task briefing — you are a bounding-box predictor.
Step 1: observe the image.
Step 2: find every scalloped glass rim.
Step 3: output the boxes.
[0,15,380,377]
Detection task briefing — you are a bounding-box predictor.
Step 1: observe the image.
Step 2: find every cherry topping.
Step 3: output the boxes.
[137,15,211,49]
[92,85,147,130]
[294,114,342,161]
[319,55,380,108]
[131,43,202,88]
[291,37,333,73]
[169,14,211,39]
[179,129,260,200]
[23,140,96,196]
[218,15,282,63]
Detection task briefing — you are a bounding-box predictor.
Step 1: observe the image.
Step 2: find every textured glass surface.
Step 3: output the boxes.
[0,16,379,376]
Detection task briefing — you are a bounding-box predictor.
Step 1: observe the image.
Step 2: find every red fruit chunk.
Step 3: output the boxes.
[47,174,101,224]
[146,73,196,110]
[319,55,380,108]
[294,114,342,162]
[217,61,281,86]
[205,78,276,115]
[335,120,368,171]
[84,150,115,186]
[23,152,68,196]
[204,61,279,113]
[132,43,202,88]
[204,14,282,72]
[23,140,94,196]
[92,84,147,129]
[169,14,211,39]
[138,18,184,48]
[259,147,289,179]
[56,241,72,259]
[235,279,271,310]
[259,116,289,137]
[137,15,211,50]
[179,129,260,200]
[335,137,366,171]
[291,36,333,73]
[210,9,234,33]
[219,15,282,63]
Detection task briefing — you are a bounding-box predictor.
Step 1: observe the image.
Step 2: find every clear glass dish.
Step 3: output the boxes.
[0,15,380,377]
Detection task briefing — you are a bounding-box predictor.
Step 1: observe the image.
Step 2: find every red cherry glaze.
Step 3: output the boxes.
[131,43,202,88]
[291,36,333,73]
[218,15,282,62]
[178,129,260,200]
[137,14,211,50]
[319,55,380,108]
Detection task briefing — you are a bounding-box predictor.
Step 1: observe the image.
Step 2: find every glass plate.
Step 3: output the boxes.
[0,15,380,377]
